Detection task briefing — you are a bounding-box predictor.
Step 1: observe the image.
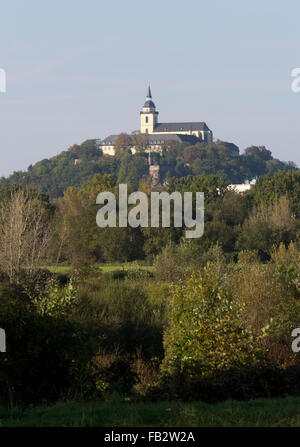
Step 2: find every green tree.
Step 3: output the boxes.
[117,153,148,189]
[114,133,133,155]
[249,170,300,217]
[236,196,297,258]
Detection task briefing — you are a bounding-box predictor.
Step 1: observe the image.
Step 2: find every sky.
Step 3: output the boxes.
[0,0,300,177]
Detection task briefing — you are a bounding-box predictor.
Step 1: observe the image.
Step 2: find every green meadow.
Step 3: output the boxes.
[2,396,300,427]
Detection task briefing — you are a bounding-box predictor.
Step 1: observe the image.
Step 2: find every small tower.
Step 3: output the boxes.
[140,85,159,134]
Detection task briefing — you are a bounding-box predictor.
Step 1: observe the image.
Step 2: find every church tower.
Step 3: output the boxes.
[140,86,159,134]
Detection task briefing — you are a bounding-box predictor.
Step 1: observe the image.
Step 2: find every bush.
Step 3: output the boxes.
[230,263,290,332]
[237,250,260,265]
[270,242,300,297]
[0,282,93,406]
[74,279,165,358]
[32,279,78,317]
[154,242,228,283]
[90,350,137,396]
[146,366,300,403]
[162,263,263,378]
[132,349,160,397]
[154,241,201,282]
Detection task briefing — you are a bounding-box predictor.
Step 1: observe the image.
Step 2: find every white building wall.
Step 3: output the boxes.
[101,146,116,156]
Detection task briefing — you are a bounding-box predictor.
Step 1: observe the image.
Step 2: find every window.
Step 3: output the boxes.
[145,116,148,123]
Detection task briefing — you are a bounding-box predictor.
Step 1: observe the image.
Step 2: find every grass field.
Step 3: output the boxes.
[42,263,154,275]
[1,396,300,427]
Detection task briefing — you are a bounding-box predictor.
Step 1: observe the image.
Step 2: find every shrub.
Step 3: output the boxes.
[230,263,289,332]
[132,349,160,397]
[162,263,262,378]
[154,241,201,282]
[0,283,92,406]
[146,366,300,402]
[32,279,78,317]
[228,262,300,368]
[270,242,300,297]
[237,250,260,265]
[236,197,297,259]
[89,349,136,396]
[154,241,228,283]
[74,279,165,358]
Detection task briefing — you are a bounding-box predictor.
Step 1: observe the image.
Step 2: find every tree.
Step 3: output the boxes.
[54,174,145,264]
[183,143,206,164]
[236,196,297,258]
[54,174,117,265]
[244,146,272,161]
[68,144,80,156]
[132,133,149,153]
[167,174,229,201]
[249,170,300,218]
[117,153,148,189]
[114,133,133,155]
[0,188,52,283]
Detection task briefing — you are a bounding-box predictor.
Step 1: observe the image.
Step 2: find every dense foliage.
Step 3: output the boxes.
[0,158,300,408]
[0,139,296,198]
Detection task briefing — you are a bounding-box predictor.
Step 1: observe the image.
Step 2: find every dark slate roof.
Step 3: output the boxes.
[99,135,119,145]
[143,100,156,108]
[99,133,202,147]
[154,122,210,132]
[147,133,201,145]
[147,85,152,98]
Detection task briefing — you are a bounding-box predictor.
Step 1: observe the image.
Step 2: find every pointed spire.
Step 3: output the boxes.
[147,85,152,99]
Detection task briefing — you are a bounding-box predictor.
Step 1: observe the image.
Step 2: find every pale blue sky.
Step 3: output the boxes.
[0,0,300,177]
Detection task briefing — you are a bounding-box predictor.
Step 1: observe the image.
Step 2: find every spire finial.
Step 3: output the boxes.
[147,85,152,99]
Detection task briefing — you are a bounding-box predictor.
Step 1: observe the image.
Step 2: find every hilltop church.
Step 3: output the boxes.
[99,86,213,155]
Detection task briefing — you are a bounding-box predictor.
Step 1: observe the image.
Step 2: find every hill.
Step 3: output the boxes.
[0,138,297,198]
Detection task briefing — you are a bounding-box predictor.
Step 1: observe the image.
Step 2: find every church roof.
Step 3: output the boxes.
[143,100,156,108]
[99,135,119,145]
[99,133,201,146]
[154,122,210,132]
[147,133,201,145]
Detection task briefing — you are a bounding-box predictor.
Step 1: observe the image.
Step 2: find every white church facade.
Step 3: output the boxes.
[99,86,213,156]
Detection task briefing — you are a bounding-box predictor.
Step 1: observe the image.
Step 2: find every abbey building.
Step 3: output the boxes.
[99,86,213,156]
